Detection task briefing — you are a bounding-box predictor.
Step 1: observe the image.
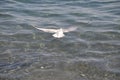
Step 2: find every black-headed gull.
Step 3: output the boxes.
[33,26,77,38]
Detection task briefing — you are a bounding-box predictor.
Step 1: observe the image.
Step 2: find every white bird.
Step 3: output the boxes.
[33,26,77,38]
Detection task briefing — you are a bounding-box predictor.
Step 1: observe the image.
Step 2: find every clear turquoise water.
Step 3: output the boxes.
[0,0,120,80]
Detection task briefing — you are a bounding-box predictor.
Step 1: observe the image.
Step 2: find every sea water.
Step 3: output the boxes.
[0,0,120,80]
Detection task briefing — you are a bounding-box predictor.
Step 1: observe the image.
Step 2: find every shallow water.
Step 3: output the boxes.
[0,0,120,80]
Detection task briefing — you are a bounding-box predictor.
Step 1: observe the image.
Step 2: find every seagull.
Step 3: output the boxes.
[33,26,77,38]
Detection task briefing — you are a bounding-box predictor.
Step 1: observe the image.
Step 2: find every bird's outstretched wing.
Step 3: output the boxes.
[33,26,57,33]
[63,27,77,33]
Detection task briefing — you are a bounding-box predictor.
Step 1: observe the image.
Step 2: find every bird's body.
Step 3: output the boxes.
[33,26,77,38]
[52,28,65,38]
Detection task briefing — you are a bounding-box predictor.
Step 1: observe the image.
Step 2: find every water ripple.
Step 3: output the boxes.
[0,0,120,80]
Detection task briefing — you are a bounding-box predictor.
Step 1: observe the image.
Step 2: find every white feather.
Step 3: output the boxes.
[34,27,57,33]
[33,26,77,38]
[63,27,77,33]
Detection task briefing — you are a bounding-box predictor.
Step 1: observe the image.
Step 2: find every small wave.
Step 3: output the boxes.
[106,55,120,73]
